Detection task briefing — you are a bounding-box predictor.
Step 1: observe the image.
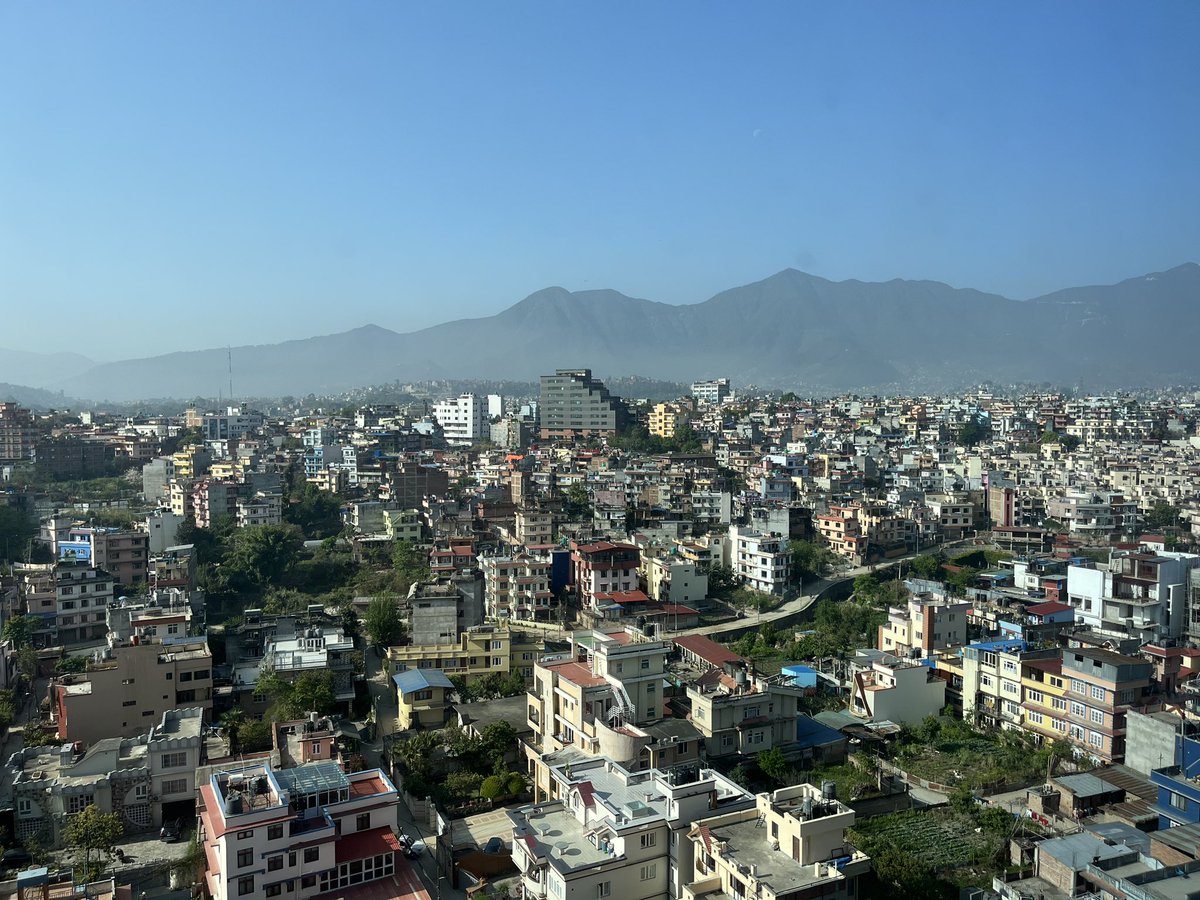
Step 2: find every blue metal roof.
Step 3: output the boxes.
[392,669,455,694]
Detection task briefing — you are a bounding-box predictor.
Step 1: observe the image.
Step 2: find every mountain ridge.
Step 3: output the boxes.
[21,263,1200,401]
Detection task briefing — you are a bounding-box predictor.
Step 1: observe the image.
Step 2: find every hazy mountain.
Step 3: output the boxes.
[39,263,1200,400]
[0,349,96,389]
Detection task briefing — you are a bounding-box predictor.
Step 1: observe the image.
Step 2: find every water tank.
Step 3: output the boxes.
[735,668,749,688]
[636,616,648,630]
[821,780,837,801]
[225,793,243,815]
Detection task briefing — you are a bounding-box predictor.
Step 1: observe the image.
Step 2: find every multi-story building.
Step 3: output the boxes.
[387,623,523,684]
[848,649,946,726]
[262,621,358,712]
[728,526,790,596]
[815,513,868,562]
[7,707,205,847]
[197,760,405,900]
[648,402,690,439]
[924,492,975,540]
[432,393,487,444]
[539,369,632,441]
[481,553,557,622]
[87,527,149,587]
[0,402,38,464]
[644,557,708,607]
[683,783,870,900]
[55,560,113,644]
[511,755,754,900]
[394,668,454,731]
[34,437,114,479]
[52,637,211,745]
[514,509,555,546]
[686,664,807,759]
[955,639,1039,728]
[690,378,731,405]
[573,541,640,611]
[1067,547,1200,642]
[1021,647,1152,762]
[236,491,283,528]
[877,593,970,657]
[527,630,671,764]
[202,407,264,441]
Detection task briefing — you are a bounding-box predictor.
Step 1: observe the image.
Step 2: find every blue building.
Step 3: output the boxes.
[1151,732,1200,827]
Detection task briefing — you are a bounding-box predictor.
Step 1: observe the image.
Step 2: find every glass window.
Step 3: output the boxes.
[238,877,255,896]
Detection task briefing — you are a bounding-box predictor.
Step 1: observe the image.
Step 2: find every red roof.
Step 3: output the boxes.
[336,826,403,864]
[595,590,649,604]
[674,634,745,668]
[1026,600,1072,616]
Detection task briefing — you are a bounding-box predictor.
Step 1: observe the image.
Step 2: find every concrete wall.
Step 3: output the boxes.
[1126,710,1179,776]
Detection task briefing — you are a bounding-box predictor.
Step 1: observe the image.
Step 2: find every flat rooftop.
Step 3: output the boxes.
[708,818,854,895]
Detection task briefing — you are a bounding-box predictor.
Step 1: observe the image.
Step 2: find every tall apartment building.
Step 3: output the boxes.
[539,369,632,440]
[510,756,754,900]
[8,707,205,847]
[683,784,870,900]
[432,393,486,444]
[88,527,150,587]
[0,402,37,464]
[197,760,404,900]
[690,378,731,405]
[515,509,555,545]
[728,526,790,596]
[202,407,263,441]
[648,402,690,439]
[1021,647,1152,762]
[481,553,557,622]
[55,559,113,644]
[1068,548,1200,642]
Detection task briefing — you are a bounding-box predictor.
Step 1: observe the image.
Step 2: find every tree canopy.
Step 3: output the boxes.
[63,804,124,880]
[363,596,405,649]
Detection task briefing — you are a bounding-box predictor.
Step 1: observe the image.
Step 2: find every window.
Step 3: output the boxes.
[357,813,371,831]
[1091,684,1105,701]
[639,863,657,881]
[1089,731,1103,748]
[237,849,253,868]
[640,833,656,848]
[236,830,254,840]
[1070,702,1085,718]
[123,700,136,707]
[161,751,188,769]
[268,823,284,840]
[268,856,283,872]
[304,848,320,864]
[67,795,94,814]
[641,658,650,670]
[1052,697,1067,711]
[1027,690,1044,704]
[1070,678,1086,694]
[1171,791,1188,810]
[748,730,765,745]
[1028,711,1044,725]
[162,778,188,795]
[238,876,255,896]
[492,656,503,667]
[179,670,192,682]
[980,674,993,688]
[597,883,611,898]
[265,886,281,898]
[1090,709,1104,724]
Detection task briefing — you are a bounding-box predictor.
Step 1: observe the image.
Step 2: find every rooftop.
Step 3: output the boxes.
[707,818,861,895]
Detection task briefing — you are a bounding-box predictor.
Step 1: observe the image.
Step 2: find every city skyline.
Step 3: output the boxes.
[3,2,1198,358]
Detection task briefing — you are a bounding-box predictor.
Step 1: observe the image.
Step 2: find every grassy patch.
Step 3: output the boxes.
[852,808,998,870]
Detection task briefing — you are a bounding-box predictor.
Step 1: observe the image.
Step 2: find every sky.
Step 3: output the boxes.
[2,2,1198,360]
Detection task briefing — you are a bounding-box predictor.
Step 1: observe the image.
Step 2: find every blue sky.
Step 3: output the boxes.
[2,2,1198,359]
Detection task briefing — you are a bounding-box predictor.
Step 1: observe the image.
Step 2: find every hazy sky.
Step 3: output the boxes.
[2,2,1198,360]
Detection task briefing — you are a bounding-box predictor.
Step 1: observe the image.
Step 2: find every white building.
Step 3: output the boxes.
[432,393,486,444]
[848,649,946,725]
[1066,547,1200,642]
[508,755,754,900]
[727,526,790,596]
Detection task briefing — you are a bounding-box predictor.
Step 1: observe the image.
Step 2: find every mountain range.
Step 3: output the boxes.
[5,263,1199,402]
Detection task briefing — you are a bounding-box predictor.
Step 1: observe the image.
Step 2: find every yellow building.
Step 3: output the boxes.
[394,668,454,730]
[386,626,548,687]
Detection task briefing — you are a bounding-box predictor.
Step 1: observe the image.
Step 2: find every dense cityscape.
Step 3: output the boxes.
[2,372,1200,899]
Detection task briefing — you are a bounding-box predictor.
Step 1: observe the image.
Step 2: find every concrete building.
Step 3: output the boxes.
[407,578,484,645]
[848,650,946,726]
[515,509,555,546]
[481,553,557,623]
[877,593,969,657]
[527,630,672,765]
[89,527,149,587]
[539,369,632,441]
[236,491,283,528]
[54,560,113,645]
[197,760,404,900]
[728,526,790,596]
[393,668,454,731]
[432,393,487,444]
[263,620,357,712]
[644,557,708,607]
[510,755,753,900]
[387,623,528,685]
[690,379,730,405]
[0,402,37,464]
[202,408,263,441]
[682,783,870,900]
[144,508,184,554]
[686,665,807,759]
[573,541,641,612]
[7,707,206,847]
[1067,548,1200,642]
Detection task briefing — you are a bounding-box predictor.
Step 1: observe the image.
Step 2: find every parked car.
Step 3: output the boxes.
[398,834,425,859]
[483,836,506,854]
[159,819,183,842]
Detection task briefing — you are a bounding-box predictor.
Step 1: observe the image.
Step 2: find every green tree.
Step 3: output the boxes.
[705,563,740,599]
[956,417,989,447]
[63,804,124,879]
[237,720,273,753]
[1146,502,1182,529]
[284,478,343,539]
[790,541,836,584]
[908,554,942,580]
[363,596,405,650]
[2,614,39,649]
[756,747,791,784]
[0,506,35,563]
[392,540,429,585]
[16,646,39,680]
[563,483,592,518]
[225,524,304,588]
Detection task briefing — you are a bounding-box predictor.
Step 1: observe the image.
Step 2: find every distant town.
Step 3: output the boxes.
[3,370,1200,900]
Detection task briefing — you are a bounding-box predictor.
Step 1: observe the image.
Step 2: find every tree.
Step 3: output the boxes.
[956,417,989,447]
[225,524,304,588]
[63,804,124,879]
[2,614,39,649]
[1146,502,1183,529]
[363,596,405,650]
[237,720,273,753]
[908,554,942,580]
[791,541,836,584]
[284,479,343,539]
[563,484,591,519]
[756,747,791,784]
[705,563,740,599]
[392,540,429,585]
[0,506,35,563]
